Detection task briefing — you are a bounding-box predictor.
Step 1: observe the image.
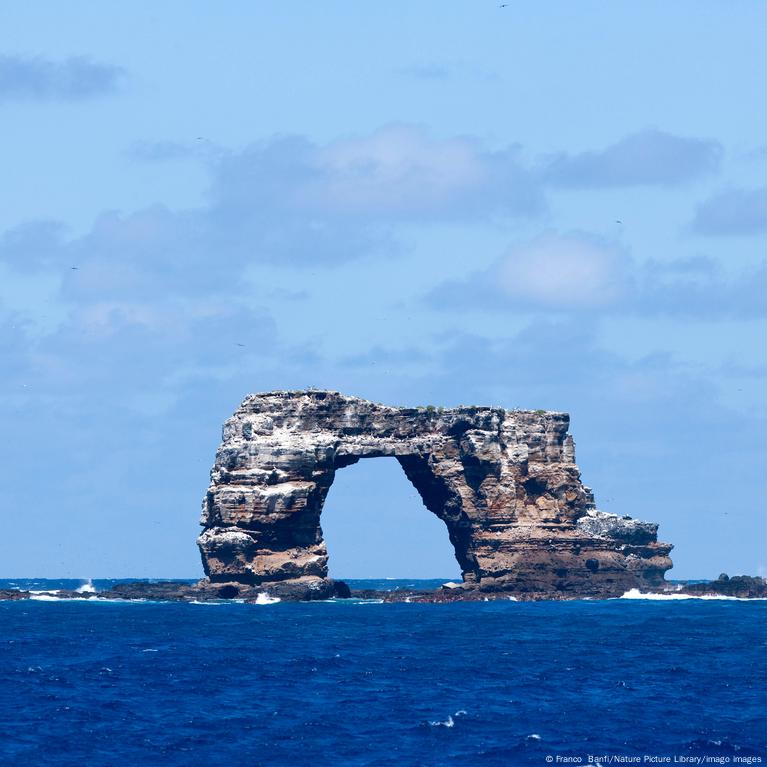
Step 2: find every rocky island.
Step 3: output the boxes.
[4,390,766,603]
[195,389,673,600]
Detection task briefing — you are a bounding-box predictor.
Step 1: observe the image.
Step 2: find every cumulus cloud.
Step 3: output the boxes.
[540,129,722,188]
[429,231,767,319]
[692,186,767,236]
[1,125,546,298]
[431,232,632,312]
[493,234,629,308]
[633,257,767,318]
[211,125,544,222]
[0,220,68,272]
[0,54,124,101]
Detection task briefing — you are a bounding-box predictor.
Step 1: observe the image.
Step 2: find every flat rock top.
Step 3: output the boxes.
[239,389,567,418]
[228,390,571,446]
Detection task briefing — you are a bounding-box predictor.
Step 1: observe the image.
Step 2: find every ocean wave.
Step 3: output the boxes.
[75,579,96,594]
[620,588,767,601]
[429,710,467,728]
[254,593,281,605]
[188,600,226,605]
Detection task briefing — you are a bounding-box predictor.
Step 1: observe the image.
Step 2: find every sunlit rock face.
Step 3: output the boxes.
[198,390,673,600]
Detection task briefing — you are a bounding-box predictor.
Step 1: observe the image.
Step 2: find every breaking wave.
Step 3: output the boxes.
[254,593,280,605]
[620,588,767,601]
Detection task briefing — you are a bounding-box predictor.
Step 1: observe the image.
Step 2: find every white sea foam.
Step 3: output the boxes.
[29,590,61,595]
[620,588,767,601]
[255,593,280,605]
[30,594,63,601]
[527,733,542,741]
[76,579,96,593]
[430,710,466,728]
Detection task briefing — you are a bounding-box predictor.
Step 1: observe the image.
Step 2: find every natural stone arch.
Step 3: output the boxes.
[198,390,673,599]
[327,451,480,581]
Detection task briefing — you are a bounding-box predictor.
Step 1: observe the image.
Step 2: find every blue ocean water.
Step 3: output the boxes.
[1,579,766,767]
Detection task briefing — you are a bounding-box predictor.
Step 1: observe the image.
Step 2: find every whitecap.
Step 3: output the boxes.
[620,588,767,601]
[527,733,542,741]
[430,715,455,728]
[254,593,280,605]
[141,649,159,653]
[30,594,62,601]
[620,589,693,601]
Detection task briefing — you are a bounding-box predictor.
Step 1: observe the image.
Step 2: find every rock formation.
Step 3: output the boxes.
[197,390,673,600]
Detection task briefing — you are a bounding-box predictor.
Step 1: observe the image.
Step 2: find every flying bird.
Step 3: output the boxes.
[235,343,246,347]
[615,220,623,225]
[71,266,79,270]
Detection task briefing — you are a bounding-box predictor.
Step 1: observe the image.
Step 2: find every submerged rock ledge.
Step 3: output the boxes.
[3,575,767,603]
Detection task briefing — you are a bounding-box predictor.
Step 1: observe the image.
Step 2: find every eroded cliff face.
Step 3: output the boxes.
[198,390,673,599]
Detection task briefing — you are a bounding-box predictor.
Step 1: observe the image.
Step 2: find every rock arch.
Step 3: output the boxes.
[198,390,673,599]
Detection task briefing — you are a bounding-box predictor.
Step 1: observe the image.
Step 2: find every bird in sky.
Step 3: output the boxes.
[71,266,79,270]
[615,220,623,225]
[235,343,246,347]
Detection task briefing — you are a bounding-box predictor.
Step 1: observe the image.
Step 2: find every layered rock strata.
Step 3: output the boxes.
[197,390,673,599]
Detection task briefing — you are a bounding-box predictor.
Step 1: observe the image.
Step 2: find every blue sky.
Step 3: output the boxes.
[2,2,766,579]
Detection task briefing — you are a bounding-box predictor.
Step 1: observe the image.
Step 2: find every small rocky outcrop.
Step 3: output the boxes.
[679,575,767,599]
[197,390,674,600]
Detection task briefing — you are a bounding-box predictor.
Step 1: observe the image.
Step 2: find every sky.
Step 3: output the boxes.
[1,1,766,580]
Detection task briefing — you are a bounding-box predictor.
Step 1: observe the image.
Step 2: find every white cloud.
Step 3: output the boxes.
[495,233,629,308]
[431,232,631,312]
[212,124,545,223]
[0,54,124,102]
[692,186,767,236]
[541,129,722,188]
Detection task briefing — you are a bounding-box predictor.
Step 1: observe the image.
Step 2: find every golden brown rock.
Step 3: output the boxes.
[197,390,674,599]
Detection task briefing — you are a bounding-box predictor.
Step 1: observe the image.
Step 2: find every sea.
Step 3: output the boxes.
[1,578,766,767]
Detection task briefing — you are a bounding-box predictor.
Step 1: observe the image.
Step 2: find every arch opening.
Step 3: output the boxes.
[319,457,461,580]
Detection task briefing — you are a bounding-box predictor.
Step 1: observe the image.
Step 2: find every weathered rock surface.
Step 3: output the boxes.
[678,574,767,599]
[3,574,767,603]
[197,390,674,599]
